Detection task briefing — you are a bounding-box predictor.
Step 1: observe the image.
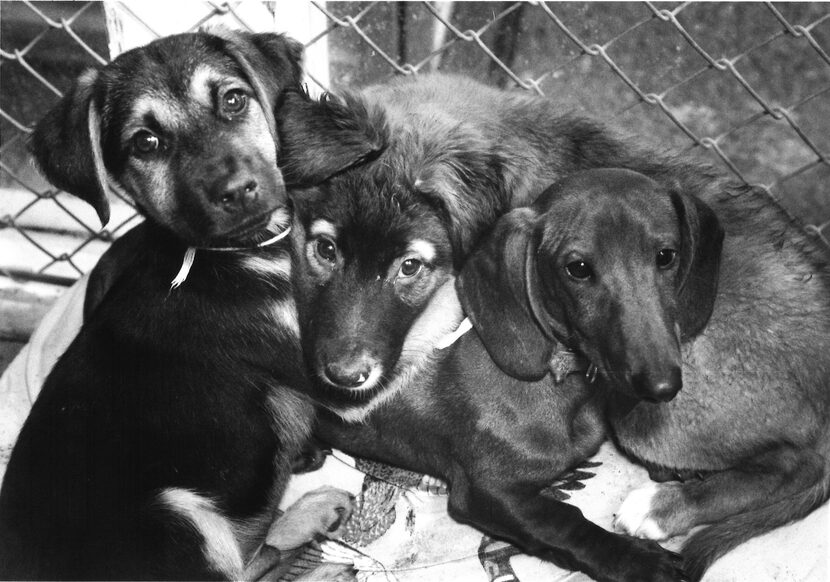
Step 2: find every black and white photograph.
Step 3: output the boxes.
[0,1,828,580]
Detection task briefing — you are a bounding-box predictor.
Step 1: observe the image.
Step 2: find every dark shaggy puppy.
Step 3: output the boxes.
[0,30,380,580]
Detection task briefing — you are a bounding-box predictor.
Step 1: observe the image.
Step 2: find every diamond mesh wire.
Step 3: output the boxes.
[1,1,828,281]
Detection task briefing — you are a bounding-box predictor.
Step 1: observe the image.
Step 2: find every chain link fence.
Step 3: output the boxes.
[2,1,829,283]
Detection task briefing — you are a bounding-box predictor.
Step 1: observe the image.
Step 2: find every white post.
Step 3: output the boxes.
[430,2,455,71]
[272,0,330,96]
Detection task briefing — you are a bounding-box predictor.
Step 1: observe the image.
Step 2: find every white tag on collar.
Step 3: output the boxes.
[435,317,473,350]
[170,247,196,290]
[169,227,292,289]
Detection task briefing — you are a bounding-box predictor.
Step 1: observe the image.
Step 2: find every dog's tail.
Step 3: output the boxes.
[682,474,830,581]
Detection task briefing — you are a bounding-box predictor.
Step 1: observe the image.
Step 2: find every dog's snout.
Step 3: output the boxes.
[632,365,683,403]
[215,177,260,212]
[323,355,379,389]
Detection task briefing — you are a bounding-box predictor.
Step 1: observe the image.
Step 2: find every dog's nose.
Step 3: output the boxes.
[632,365,682,403]
[323,357,377,389]
[216,178,259,212]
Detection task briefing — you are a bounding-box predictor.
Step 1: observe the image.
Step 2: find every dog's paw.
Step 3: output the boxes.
[417,474,448,495]
[614,482,670,540]
[266,487,354,551]
[626,539,689,582]
[605,534,688,582]
[291,440,330,474]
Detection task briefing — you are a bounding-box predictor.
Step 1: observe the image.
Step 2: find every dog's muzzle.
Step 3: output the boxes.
[320,353,383,392]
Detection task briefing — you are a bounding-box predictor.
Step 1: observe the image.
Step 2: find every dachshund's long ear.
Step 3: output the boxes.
[456,208,553,381]
[277,91,386,186]
[671,190,724,340]
[29,69,111,226]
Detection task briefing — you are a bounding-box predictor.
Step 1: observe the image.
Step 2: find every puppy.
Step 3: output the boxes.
[0,30,381,580]
[287,73,723,421]
[475,168,830,581]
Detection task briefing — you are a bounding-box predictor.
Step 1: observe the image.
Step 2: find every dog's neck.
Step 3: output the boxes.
[548,346,597,384]
[170,227,292,289]
[437,317,597,385]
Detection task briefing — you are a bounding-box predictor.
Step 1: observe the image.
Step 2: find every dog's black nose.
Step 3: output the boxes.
[217,178,259,212]
[323,358,376,389]
[633,365,682,403]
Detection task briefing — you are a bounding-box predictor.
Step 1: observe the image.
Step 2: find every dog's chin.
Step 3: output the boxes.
[310,368,389,415]
[313,381,388,415]
[205,206,292,248]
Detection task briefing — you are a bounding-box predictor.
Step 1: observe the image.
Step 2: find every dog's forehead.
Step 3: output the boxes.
[540,176,678,253]
[594,194,678,245]
[301,175,451,260]
[102,36,245,126]
[124,64,235,126]
[108,35,240,89]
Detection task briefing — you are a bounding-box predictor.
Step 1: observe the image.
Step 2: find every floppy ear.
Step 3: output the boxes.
[671,190,724,339]
[456,208,554,381]
[29,69,111,226]
[247,32,304,88]
[276,91,387,186]
[416,141,509,267]
[217,31,304,142]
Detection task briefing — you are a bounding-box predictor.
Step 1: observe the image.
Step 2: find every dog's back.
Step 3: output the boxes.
[361,73,673,209]
[0,225,311,579]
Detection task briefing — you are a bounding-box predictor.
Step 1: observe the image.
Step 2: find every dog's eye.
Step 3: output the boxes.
[221,89,247,115]
[656,249,678,269]
[133,130,160,155]
[316,238,337,264]
[565,260,593,280]
[399,258,423,278]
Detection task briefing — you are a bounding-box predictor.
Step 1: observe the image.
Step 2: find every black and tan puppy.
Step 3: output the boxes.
[475,168,830,581]
[0,31,381,580]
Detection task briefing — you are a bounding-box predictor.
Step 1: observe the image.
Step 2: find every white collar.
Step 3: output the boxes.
[170,227,291,289]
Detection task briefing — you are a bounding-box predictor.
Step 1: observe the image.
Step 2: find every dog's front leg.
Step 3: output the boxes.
[615,447,827,581]
[447,470,687,582]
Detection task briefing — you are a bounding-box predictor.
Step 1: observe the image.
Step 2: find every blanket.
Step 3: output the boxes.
[1,278,826,581]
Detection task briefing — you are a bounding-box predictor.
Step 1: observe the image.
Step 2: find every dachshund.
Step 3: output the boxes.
[467,168,830,581]
[0,30,382,580]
